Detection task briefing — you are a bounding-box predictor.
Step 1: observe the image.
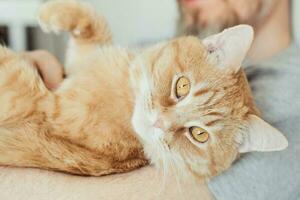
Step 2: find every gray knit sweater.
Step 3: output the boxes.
[208,44,300,200]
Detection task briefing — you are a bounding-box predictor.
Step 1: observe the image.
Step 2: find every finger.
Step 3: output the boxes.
[24,50,64,90]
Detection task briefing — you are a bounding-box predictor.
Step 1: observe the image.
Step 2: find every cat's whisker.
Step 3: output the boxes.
[169,154,185,200]
[156,141,168,196]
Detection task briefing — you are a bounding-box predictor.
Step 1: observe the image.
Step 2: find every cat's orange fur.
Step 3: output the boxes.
[0,0,146,176]
[0,0,287,179]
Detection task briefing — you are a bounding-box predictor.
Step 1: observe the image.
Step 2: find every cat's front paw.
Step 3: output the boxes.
[38,0,95,37]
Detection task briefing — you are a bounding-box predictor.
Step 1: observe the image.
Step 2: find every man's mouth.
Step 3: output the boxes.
[181,0,199,7]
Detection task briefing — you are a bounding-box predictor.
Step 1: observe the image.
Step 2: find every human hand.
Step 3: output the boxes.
[23,50,64,90]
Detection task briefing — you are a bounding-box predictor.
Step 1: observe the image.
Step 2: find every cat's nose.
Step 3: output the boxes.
[153,118,166,130]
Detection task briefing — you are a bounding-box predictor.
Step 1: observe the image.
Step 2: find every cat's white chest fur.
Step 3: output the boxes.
[131,97,165,165]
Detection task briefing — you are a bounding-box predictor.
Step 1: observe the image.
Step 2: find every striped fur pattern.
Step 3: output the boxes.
[130,37,259,179]
[0,0,285,180]
[0,0,146,176]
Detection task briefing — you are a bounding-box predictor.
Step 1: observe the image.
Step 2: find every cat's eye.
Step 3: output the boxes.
[189,126,209,143]
[175,76,190,98]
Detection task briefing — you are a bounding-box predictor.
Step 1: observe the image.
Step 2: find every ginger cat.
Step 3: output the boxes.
[0,0,287,179]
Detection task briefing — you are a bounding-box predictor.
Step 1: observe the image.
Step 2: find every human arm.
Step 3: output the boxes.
[208,48,300,200]
[208,119,300,200]
[0,166,214,200]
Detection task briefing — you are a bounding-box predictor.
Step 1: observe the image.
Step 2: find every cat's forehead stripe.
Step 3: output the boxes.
[172,41,185,72]
[150,44,168,74]
[194,88,211,97]
[198,90,218,107]
[203,111,224,117]
[204,118,223,127]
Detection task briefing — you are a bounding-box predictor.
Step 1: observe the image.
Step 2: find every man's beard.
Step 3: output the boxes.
[177,7,239,39]
[177,0,278,39]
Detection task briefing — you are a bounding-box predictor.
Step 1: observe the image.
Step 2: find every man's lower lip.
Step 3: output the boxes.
[182,0,198,6]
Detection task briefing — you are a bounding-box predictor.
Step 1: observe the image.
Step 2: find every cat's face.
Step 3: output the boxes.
[130,25,287,179]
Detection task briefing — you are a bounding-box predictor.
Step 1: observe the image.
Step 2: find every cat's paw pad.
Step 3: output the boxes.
[38,0,93,36]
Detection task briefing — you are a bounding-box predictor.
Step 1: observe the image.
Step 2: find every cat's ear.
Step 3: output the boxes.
[238,115,288,153]
[203,25,254,72]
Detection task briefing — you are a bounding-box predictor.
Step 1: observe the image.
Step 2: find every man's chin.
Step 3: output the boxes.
[185,23,223,39]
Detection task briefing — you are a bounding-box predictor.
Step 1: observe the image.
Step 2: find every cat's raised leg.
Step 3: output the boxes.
[38,0,112,75]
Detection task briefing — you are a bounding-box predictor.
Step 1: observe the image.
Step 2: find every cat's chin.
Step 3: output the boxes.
[131,108,163,145]
[131,103,169,164]
[131,102,210,180]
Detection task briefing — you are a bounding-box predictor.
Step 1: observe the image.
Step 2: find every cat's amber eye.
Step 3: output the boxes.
[175,76,190,98]
[189,127,209,143]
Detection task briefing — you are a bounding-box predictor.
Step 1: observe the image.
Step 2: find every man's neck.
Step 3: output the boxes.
[247,0,292,63]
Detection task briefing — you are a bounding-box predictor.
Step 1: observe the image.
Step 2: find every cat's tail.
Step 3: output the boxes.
[38,0,112,45]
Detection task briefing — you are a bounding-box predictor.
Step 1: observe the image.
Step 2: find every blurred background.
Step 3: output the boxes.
[0,0,299,62]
